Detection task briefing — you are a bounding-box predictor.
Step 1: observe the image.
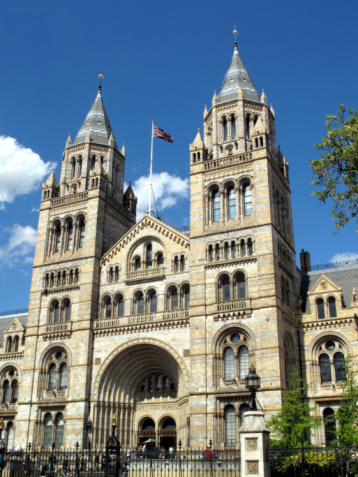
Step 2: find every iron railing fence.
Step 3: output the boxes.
[0,448,241,477]
[268,446,358,477]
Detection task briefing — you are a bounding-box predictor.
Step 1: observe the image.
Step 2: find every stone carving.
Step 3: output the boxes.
[246,438,258,451]
[246,460,259,474]
[321,281,327,290]
[95,358,101,365]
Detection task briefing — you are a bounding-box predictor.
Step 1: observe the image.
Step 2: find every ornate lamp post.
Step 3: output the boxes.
[245,365,261,411]
[105,414,121,477]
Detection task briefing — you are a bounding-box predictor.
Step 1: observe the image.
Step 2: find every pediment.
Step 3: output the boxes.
[308,274,341,296]
[4,317,25,335]
[101,213,189,265]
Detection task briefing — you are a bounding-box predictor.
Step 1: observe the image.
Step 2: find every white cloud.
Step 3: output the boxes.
[129,172,189,218]
[330,252,358,264]
[0,224,37,268]
[0,136,55,207]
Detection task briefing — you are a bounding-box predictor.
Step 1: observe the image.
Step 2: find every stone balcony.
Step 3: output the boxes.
[203,152,252,171]
[42,321,72,340]
[51,191,88,207]
[214,298,252,321]
[126,267,166,284]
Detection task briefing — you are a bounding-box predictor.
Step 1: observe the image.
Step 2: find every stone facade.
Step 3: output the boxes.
[0,38,357,451]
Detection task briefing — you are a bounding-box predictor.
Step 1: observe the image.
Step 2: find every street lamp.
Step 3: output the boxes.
[245,365,261,411]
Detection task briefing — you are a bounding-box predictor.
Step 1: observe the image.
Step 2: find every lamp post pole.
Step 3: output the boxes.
[245,365,261,411]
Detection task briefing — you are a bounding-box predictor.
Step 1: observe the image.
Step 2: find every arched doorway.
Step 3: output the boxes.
[139,418,156,446]
[323,408,336,446]
[160,417,176,449]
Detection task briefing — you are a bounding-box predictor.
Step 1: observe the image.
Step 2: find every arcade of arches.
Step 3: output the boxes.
[92,343,188,449]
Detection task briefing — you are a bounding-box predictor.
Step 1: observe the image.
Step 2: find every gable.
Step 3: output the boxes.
[308,274,341,296]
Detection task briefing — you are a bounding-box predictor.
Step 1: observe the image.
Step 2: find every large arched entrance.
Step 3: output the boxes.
[139,418,156,446]
[159,417,176,449]
[93,340,189,448]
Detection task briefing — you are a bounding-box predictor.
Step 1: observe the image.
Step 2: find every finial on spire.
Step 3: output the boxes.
[98,68,103,91]
[233,26,238,48]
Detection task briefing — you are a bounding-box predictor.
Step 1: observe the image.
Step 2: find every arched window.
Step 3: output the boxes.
[231,115,236,139]
[245,115,250,138]
[224,348,235,379]
[6,422,14,452]
[66,220,73,251]
[48,363,57,391]
[74,268,79,283]
[183,285,190,308]
[239,345,250,378]
[255,138,259,148]
[2,381,9,403]
[10,380,18,403]
[247,238,253,256]
[59,363,68,390]
[149,291,157,313]
[157,253,164,267]
[208,245,213,262]
[13,336,19,352]
[224,243,230,260]
[51,300,60,323]
[149,377,154,392]
[216,244,221,261]
[116,295,124,317]
[78,218,85,248]
[54,413,64,449]
[174,256,179,272]
[104,297,112,318]
[54,223,61,253]
[63,299,71,322]
[243,184,252,216]
[43,414,53,449]
[334,352,345,381]
[228,187,236,219]
[319,354,332,383]
[213,190,221,222]
[70,159,76,179]
[169,287,178,310]
[225,405,236,446]
[323,408,336,446]
[180,255,185,271]
[146,244,152,268]
[135,257,141,270]
[77,157,82,177]
[328,297,337,318]
[109,267,114,282]
[260,137,264,147]
[231,242,236,258]
[317,299,325,319]
[235,273,246,300]
[115,266,119,281]
[220,275,231,301]
[6,337,12,353]
[164,376,169,391]
[156,375,161,391]
[240,239,246,257]
[223,117,228,141]
[136,292,144,314]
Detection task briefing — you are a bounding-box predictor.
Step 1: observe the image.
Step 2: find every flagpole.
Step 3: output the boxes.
[149,121,154,215]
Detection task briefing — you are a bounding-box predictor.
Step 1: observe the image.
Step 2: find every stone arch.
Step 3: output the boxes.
[211,323,256,354]
[126,236,165,271]
[38,342,73,370]
[308,331,351,359]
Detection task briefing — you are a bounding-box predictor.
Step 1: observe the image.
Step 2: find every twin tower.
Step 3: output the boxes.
[13,35,298,450]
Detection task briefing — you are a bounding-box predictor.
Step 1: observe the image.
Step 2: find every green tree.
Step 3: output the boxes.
[333,357,358,446]
[310,105,358,231]
[268,371,321,448]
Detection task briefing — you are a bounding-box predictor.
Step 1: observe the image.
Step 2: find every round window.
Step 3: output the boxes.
[326,341,335,351]
[56,352,63,360]
[231,333,240,344]
[9,370,14,377]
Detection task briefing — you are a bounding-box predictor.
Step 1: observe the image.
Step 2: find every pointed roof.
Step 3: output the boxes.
[73,88,118,148]
[218,42,259,104]
[42,170,59,189]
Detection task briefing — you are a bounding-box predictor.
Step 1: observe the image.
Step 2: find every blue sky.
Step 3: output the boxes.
[1,0,358,311]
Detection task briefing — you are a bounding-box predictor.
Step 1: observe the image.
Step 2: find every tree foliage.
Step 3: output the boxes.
[310,105,358,231]
[333,357,358,446]
[268,371,321,448]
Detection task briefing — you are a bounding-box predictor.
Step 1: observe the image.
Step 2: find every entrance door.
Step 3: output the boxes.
[160,418,176,450]
[139,418,156,447]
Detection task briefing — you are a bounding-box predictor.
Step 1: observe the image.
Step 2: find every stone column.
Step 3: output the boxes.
[239,410,270,477]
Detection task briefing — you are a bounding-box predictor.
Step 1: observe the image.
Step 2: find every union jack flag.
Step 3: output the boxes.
[153,125,174,143]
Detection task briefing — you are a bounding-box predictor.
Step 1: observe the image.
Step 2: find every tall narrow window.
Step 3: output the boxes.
[231,115,236,138]
[156,375,161,391]
[231,242,236,258]
[239,346,250,378]
[225,243,230,259]
[54,414,64,449]
[174,257,179,272]
[317,299,325,319]
[323,408,336,446]
[2,381,9,403]
[180,256,185,271]
[223,117,228,141]
[6,422,14,452]
[221,275,231,301]
[213,190,220,222]
[164,376,169,391]
[247,239,253,256]
[245,115,250,138]
[117,295,124,317]
[228,187,236,219]
[225,405,236,446]
[137,293,144,314]
[240,404,251,425]
[13,336,19,352]
[6,337,12,353]
[48,364,57,391]
[334,352,345,381]
[115,266,119,281]
[54,224,61,253]
[149,377,154,392]
[319,354,332,383]
[52,301,60,323]
[328,297,337,318]
[183,286,190,308]
[224,348,235,379]
[157,253,164,267]
[135,257,141,270]
[240,239,246,257]
[78,219,85,248]
[77,157,82,177]
[149,291,157,313]
[64,300,71,322]
[10,380,18,403]
[109,268,114,282]
[170,288,178,310]
[235,273,246,299]
[59,364,68,390]
[209,245,213,262]
[66,221,73,250]
[244,185,252,216]
[70,159,76,179]
[105,298,112,319]
[43,415,53,449]
[146,244,152,268]
[215,244,221,261]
